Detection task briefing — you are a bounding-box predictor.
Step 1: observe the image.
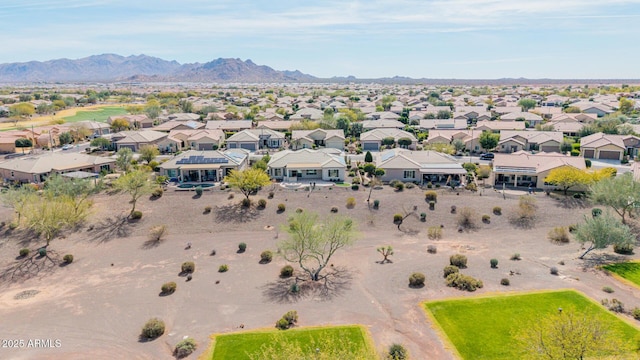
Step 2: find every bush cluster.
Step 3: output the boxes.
[482,215,490,223]
[241,198,251,208]
[633,308,640,320]
[277,203,286,212]
[493,206,502,215]
[260,250,273,264]
[152,187,163,198]
[280,265,294,278]
[19,248,30,257]
[446,273,483,291]
[449,254,468,268]
[161,282,177,294]
[427,245,437,254]
[490,258,498,268]
[131,210,143,219]
[443,265,459,278]
[602,286,615,294]
[429,201,435,210]
[601,298,625,313]
[181,261,195,273]
[456,207,478,229]
[388,343,409,360]
[408,272,426,287]
[393,213,404,224]
[330,206,339,213]
[548,227,570,243]
[141,318,165,340]
[346,197,356,208]
[613,243,634,255]
[218,264,229,272]
[268,191,275,199]
[257,199,267,209]
[424,190,437,202]
[63,254,74,264]
[275,310,298,330]
[238,242,247,252]
[174,337,197,358]
[394,182,405,191]
[510,253,521,261]
[501,278,510,286]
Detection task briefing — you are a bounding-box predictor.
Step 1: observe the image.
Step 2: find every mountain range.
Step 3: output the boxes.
[0,54,317,83]
[0,54,637,84]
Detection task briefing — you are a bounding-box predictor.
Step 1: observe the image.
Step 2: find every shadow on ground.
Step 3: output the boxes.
[215,203,261,223]
[261,266,354,304]
[88,216,134,243]
[0,249,60,286]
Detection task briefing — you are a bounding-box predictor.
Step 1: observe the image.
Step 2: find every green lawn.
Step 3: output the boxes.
[603,262,640,287]
[62,106,128,123]
[424,290,640,360]
[210,325,376,360]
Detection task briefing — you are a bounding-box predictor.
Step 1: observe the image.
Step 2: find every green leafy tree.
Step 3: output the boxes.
[59,132,73,145]
[114,169,154,217]
[279,212,358,281]
[14,138,32,153]
[90,137,111,150]
[44,174,96,218]
[544,166,592,195]
[25,196,78,246]
[436,110,452,119]
[139,145,159,164]
[452,139,466,153]
[518,98,537,111]
[517,309,630,359]
[9,102,35,125]
[589,173,640,224]
[619,97,634,115]
[1,185,37,225]
[110,118,131,132]
[479,131,499,151]
[116,148,133,172]
[574,212,635,259]
[397,137,412,148]
[224,168,271,200]
[382,137,395,146]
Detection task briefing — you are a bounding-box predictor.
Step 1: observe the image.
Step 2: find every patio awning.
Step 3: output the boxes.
[419,167,467,175]
[178,164,221,170]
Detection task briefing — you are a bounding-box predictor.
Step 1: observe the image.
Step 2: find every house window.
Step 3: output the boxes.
[403,170,415,179]
[167,169,177,178]
[11,171,14,177]
[274,168,282,177]
[306,170,317,176]
[328,169,339,178]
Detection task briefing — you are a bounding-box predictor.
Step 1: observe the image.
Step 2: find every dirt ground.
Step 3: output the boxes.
[1,184,639,359]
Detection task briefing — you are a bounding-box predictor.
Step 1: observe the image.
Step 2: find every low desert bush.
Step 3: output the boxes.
[405,182,415,189]
[218,264,229,273]
[510,195,537,227]
[141,318,165,339]
[204,205,212,213]
[550,266,559,275]
[548,227,570,244]
[181,261,195,274]
[174,337,197,358]
[295,208,303,213]
[195,186,203,196]
[633,308,640,320]
[131,210,143,219]
[501,278,510,286]
[351,184,359,190]
[613,243,634,255]
[490,258,498,268]
[592,208,602,217]
[424,190,437,202]
[388,343,409,360]
[450,205,457,214]
[449,254,468,268]
[19,248,30,257]
[427,245,437,254]
[443,265,459,278]
[63,254,74,264]
[152,187,163,198]
[280,265,294,278]
[161,281,177,294]
[393,213,404,224]
[330,206,338,213]
[482,215,490,223]
[428,226,442,240]
[277,203,286,212]
[394,182,405,191]
[446,273,484,292]
[268,191,274,199]
[493,206,502,215]
[260,250,273,263]
[601,298,625,313]
[241,198,251,208]
[228,193,235,199]
[408,272,426,287]
[373,199,380,209]
[276,317,290,330]
[429,201,435,210]
[346,197,356,208]
[238,242,247,252]
[148,224,168,242]
[465,182,477,192]
[282,310,298,325]
[257,199,267,209]
[420,212,427,222]
[510,253,521,261]
[602,286,615,294]
[456,207,478,229]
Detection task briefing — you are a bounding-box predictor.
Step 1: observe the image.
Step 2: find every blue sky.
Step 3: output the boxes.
[2,0,640,79]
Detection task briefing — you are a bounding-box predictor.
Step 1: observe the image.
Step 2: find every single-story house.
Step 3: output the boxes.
[107,114,154,129]
[425,129,481,153]
[580,133,640,160]
[360,128,417,151]
[500,112,544,126]
[550,113,597,124]
[158,129,226,152]
[159,149,249,182]
[547,119,585,137]
[375,148,466,185]
[110,130,168,151]
[498,130,563,153]
[74,121,111,137]
[267,148,346,182]
[570,102,614,117]
[152,120,205,132]
[365,111,401,120]
[474,120,526,132]
[158,113,201,123]
[0,152,115,184]
[492,151,586,189]
[205,120,252,132]
[361,120,406,130]
[290,129,345,150]
[226,129,285,151]
[419,118,468,130]
[289,108,324,121]
[256,121,300,131]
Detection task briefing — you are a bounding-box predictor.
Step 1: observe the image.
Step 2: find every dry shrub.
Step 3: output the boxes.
[510,195,537,227]
[148,224,168,242]
[346,197,356,209]
[548,226,570,244]
[428,226,442,239]
[456,207,478,229]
